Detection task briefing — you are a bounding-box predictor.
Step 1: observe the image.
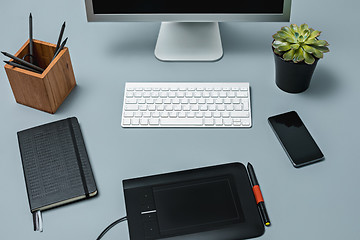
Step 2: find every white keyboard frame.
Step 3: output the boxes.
[121,82,252,128]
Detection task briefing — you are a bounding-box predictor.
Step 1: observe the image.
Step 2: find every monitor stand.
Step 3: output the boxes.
[154,22,223,62]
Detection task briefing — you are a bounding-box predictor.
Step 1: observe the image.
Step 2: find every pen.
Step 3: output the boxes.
[247,162,271,226]
[51,37,68,62]
[55,22,66,53]
[1,51,44,73]
[29,13,34,64]
[4,61,42,74]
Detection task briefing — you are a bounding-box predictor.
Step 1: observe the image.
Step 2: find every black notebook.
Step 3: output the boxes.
[17,117,97,230]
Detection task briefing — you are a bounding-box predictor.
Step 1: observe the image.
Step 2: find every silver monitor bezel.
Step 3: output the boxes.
[84,0,292,22]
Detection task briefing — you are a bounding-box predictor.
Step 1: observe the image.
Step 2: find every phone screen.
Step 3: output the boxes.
[268,111,324,167]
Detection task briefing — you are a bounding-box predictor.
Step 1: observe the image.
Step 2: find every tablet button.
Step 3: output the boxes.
[142,212,157,221]
[144,221,158,237]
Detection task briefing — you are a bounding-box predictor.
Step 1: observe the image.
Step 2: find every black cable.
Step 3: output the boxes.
[96,216,127,240]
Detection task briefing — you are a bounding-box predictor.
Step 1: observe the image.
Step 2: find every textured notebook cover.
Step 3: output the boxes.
[17,117,97,212]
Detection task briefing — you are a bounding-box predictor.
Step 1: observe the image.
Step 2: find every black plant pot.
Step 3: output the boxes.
[273,52,319,93]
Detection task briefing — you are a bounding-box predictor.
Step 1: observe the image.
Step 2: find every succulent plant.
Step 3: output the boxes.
[272,24,329,65]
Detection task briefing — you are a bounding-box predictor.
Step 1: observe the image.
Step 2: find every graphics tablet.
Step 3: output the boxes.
[123,163,264,240]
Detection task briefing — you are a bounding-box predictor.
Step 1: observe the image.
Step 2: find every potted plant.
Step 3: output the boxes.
[272,23,329,93]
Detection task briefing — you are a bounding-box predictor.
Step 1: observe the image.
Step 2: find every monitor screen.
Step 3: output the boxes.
[92,0,284,14]
[85,0,291,22]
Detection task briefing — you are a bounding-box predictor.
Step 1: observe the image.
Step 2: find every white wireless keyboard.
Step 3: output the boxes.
[121,82,252,128]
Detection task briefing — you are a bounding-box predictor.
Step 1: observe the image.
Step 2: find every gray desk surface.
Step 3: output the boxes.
[1,0,359,239]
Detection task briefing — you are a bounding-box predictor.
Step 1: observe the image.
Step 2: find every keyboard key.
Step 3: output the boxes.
[161,118,203,126]
[205,112,212,118]
[132,118,140,125]
[204,119,214,126]
[242,119,251,126]
[124,112,134,117]
[140,119,148,125]
[223,119,233,126]
[242,99,249,111]
[233,119,241,126]
[149,119,160,125]
[125,105,139,111]
[123,118,131,125]
[126,98,137,104]
[215,118,223,126]
[231,111,249,118]
[178,112,186,118]
[169,112,177,118]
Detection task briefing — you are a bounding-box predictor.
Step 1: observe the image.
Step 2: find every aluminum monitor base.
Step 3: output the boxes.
[155,22,223,62]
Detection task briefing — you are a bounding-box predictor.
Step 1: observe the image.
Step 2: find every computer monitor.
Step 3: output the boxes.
[84,0,292,61]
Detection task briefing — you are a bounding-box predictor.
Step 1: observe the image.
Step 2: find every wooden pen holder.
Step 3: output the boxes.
[4,39,76,114]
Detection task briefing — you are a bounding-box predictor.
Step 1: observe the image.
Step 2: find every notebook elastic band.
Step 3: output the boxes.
[67,118,90,198]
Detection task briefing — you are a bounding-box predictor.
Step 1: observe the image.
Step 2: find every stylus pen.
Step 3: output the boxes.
[29,13,34,64]
[55,22,66,53]
[4,61,42,74]
[1,51,44,72]
[247,162,271,227]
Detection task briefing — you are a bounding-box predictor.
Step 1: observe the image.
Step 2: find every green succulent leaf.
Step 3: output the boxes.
[285,37,297,44]
[304,38,317,45]
[298,35,305,42]
[302,45,323,58]
[302,45,313,54]
[283,49,295,61]
[281,26,294,35]
[299,24,309,34]
[290,24,299,33]
[311,45,330,53]
[273,48,284,56]
[308,30,321,39]
[302,29,310,40]
[278,44,292,51]
[303,51,315,64]
[313,49,323,58]
[294,32,300,39]
[315,40,329,47]
[294,47,305,63]
[277,30,297,43]
[272,33,285,41]
[272,40,287,47]
[290,43,300,50]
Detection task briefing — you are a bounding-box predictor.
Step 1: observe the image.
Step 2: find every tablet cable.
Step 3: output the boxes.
[96,216,127,240]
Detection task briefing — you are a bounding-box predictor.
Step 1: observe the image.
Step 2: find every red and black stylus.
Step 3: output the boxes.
[247,162,271,227]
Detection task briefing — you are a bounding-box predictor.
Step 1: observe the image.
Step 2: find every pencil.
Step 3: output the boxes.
[1,51,44,73]
[4,61,42,74]
[55,22,66,53]
[51,37,68,62]
[29,13,34,64]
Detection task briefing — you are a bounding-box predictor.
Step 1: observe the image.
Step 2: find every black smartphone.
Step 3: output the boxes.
[268,111,324,168]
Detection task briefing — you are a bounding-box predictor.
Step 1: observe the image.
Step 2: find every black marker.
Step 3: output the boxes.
[247,162,271,226]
